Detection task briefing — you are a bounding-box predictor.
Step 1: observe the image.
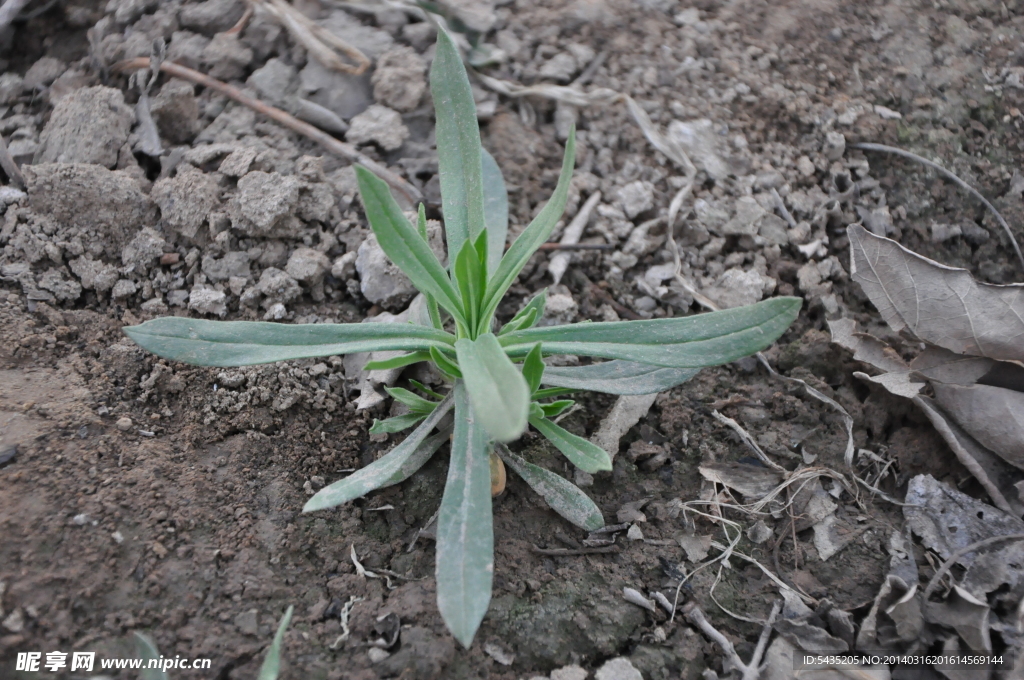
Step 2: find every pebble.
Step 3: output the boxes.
[151,166,221,240]
[346,104,410,151]
[371,46,427,112]
[188,287,228,317]
[797,155,816,177]
[116,417,133,432]
[615,181,654,219]
[595,657,643,680]
[34,87,133,169]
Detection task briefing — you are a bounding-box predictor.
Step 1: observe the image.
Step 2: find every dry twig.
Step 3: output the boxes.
[111,57,421,206]
[683,599,782,680]
[248,0,370,75]
[922,533,1024,601]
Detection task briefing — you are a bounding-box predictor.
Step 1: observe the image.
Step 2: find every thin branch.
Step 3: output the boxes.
[922,533,1024,601]
[851,142,1024,272]
[0,0,31,34]
[683,599,782,680]
[110,57,422,207]
[531,544,620,556]
[0,134,25,189]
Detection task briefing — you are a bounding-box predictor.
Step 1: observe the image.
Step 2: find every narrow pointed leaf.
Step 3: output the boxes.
[409,379,446,400]
[356,165,466,324]
[502,297,801,368]
[385,386,439,414]
[522,344,544,394]
[304,394,454,512]
[124,317,455,367]
[258,605,294,680]
[430,346,463,378]
[416,204,445,331]
[453,233,487,333]
[369,413,426,434]
[532,387,576,400]
[364,350,431,371]
[482,148,509,272]
[133,633,168,680]
[530,413,612,473]
[431,28,486,260]
[437,382,493,648]
[496,444,603,531]
[499,288,547,335]
[540,399,574,417]
[483,129,575,322]
[455,333,530,442]
[542,360,700,395]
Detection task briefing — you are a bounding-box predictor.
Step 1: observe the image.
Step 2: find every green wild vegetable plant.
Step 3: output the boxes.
[123,29,801,648]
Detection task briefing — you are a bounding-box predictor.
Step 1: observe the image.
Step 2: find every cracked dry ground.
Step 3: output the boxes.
[2,0,1024,678]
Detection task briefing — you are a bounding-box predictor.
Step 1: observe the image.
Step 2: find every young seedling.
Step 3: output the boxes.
[123,29,801,648]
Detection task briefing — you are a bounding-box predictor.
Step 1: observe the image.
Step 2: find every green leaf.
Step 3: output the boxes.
[540,399,574,417]
[455,333,530,442]
[364,350,432,371]
[529,413,612,473]
[409,379,446,400]
[499,289,547,335]
[453,231,488,334]
[123,317,455,367]
[482,129,575,323]
[436,381,493,649]
[495,444,603,531]
[522,343,544,394]
[369,413,426,434]
[531,387,576,400]
[416,204,445,331]
[133,632,168,680]
[482,148,509,273]
[542,360,700,395]
[355,165,467,325]
[502,297,802,368]
[385,386,439,414]
[258,605,294,680]
[430,346,463,378]
[431,28,486,261]
[304,394,454,512]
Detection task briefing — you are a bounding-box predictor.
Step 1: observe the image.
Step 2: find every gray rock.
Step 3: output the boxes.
[703,268,773,309]
[286,246,330,301]
[757,213,790,246]
[247,58,296,108]
[539,293,578,326]
[666,118,730,181]
[331,251,357,280]
[24,164,154,256]
[930,222,962,243]
[0,73,23,105]
[7,139,37,165]
[823,130,846,161]
[166,31,210,70]
[201,33,254,81]
[444,0,497,33]
[34,87,134,168]
[218,147,257,177]
[151,166,221,240]
[595,657,643,680]
[202,251,250,281]
[615,180,654,219]
[232,171,301,236]
[293,99,348,135]
[539,52,577,82]
[297,183,335,223]
[122,227,167,274]
[69,256,119,293]
[151,79,200,144]
[356,233,416,308]
[179,0,245,35]
[168,289,189,307]
[38,269,83,302]
[234,609,259,637]
[371,46,427,112]
[188,287,228,316]
[318,10,393,59]
[722,196,766,236]
[23,57,66,90]
[111,278,138,300]
[254,267,302,308]
[346,104,409,151]
[299,58,372,121]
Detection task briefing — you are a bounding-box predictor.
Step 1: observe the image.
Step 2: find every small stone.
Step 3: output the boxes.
[0,444,18,469]
[34,87,134,169]
[151,166,221,240]
[179,0,245,35]
[822,131,846,161]
[346,104,409,151]
[166,31,211,70]
[234,609,259,637]
[122,228,168,274]
[232,171,302,236]
[254,267,302,307]
[704,268,773,309]
[595,657,643,680]
[201,33,254,81]
[23,56,67,90]
[69,256,119,294]
[116,416,134,432]
[722,196,766,236]
[202,251,251,281]
[551,665,589,680]
[757,214,789,246]
[930,222,962,243]
[667,119,731,180]
[331,251,357,280]
[263,302,287,320]
[111,279,138,300]
[151,79,200,144]
[2,609,24,633]
[168,290,189,307]
[797,155,816,177]
[37,269,82,302]
[0,73,23,105]
[539,52,577,82]
[539,293,578,326]
[371,46,427,112]
[616,180,654,219]
[367,648,391,663]
[189,287,228,317]
[247,58,296,108]
[218,147,258,178]
[140,298,168,314]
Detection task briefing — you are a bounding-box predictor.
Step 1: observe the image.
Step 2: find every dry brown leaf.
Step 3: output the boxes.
[848,224,1024,364]
[909,346,995,385]
[698,462,783,500]
[932,383,1024,471]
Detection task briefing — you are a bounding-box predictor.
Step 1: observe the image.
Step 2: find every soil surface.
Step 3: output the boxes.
[1,0,1023,678]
